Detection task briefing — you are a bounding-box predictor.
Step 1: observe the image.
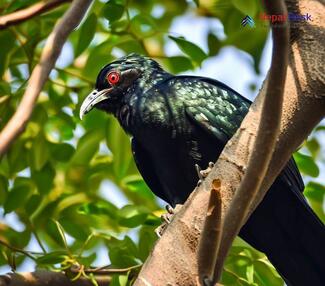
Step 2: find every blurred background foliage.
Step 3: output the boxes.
[0,0,324,285]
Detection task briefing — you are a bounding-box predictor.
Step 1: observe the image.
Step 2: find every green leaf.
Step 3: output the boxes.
[7,140,28,174]
[78,253,97,267]
[31,134,49,171]
[293,152,319,178]
[82,41,114,79]
[130,14,156,37]
[0,81,11,96]
[102,1,124,23]
[36,251,68,266]
[224,27,268,73]
[168,35,207,66]
[138,226,157,261]
[44,116,74,143]
[122,175,154,199]
[75,13,97,57]
[253,259,283,286]
[118,205,148,228]
[107,236,138,267]
[231,0,257,17]
[53,220,69,250]
[207,32,223,56]
[304,182,325,222]
[70,130,104,166]
[32,163,55,195]
[110,274,129,286]
[59,219,90,241]
[246,263,254,283]
[49,143,75,162]
[0,31,16,77]
[306,138,320,158]
[46,220,70,249]
[315,125,325,132]
[106,116,133,179]
[4,178,33,214]
[78,201,118,219]
[164,56,194,74]
[25,194,42,216]
[0,175,8,204]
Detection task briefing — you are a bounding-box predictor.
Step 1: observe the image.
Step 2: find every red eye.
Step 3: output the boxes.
[107,71,120,85]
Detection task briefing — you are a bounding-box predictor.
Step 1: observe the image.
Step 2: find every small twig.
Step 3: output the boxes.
[49,79,84,91]
[0,239,37,260]
[212,0,289,283]
[197,179,222,285]
[0,0,72,30]
[55,67,95,85]
[71,264,142,275]
[0,0,93,157]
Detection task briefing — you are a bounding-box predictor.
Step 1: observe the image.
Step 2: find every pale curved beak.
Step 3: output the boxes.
[79,88,112,120]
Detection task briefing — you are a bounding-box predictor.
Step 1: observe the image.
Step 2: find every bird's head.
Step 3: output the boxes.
[79,53,167,119]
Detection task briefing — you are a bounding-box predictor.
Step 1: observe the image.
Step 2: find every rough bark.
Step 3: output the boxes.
[135,0,325,285]
[0,271,110,286]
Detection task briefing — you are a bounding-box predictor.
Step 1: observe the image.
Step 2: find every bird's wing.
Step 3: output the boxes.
[280,157,305,193]
[178,76,305,193]
[179,76,250,144]
[131,137,169,203]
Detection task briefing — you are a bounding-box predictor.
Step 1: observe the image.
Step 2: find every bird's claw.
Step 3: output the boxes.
[166,204,174,214]
[195,162,214,186]
[155,204,182,237]
[200,162,214,177]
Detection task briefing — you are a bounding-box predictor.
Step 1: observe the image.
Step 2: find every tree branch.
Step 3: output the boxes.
[135,0,325,284]
[0,0,72,30]
[0,270,110,286]
[211,0,289,282]
[0,0,93,157]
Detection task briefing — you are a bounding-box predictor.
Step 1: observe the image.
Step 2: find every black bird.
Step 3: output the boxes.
[80,54,325,286]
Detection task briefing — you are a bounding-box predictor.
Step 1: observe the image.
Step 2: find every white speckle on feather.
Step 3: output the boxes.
[200,113,209,121]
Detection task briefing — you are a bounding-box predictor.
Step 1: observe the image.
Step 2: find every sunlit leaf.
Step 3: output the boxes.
[293,152,320,178]
[31,134,49,171]
[118,205,149,228]
[231,0,257,16]
[168,36,207,66]
[306,138,320,158]
[164,56,194,73]
[304,182,325,222]
[70,130,104,165]
[36,251,68,265]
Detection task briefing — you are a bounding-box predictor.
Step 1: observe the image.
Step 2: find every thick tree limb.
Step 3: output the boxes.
[211,0,289,282]
[0,271,110,286]
[135,0,325,285]
[0,0,72,30]
[0,0,93,157]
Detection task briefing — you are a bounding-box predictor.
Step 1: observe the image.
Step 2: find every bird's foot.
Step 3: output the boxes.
[155,204,181,237]
[196,162,214,186]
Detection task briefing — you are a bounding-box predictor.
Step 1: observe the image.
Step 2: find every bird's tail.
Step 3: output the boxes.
[239,178,325,286]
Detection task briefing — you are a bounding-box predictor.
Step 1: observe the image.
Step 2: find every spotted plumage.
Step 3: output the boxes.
[80,54,325,286]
